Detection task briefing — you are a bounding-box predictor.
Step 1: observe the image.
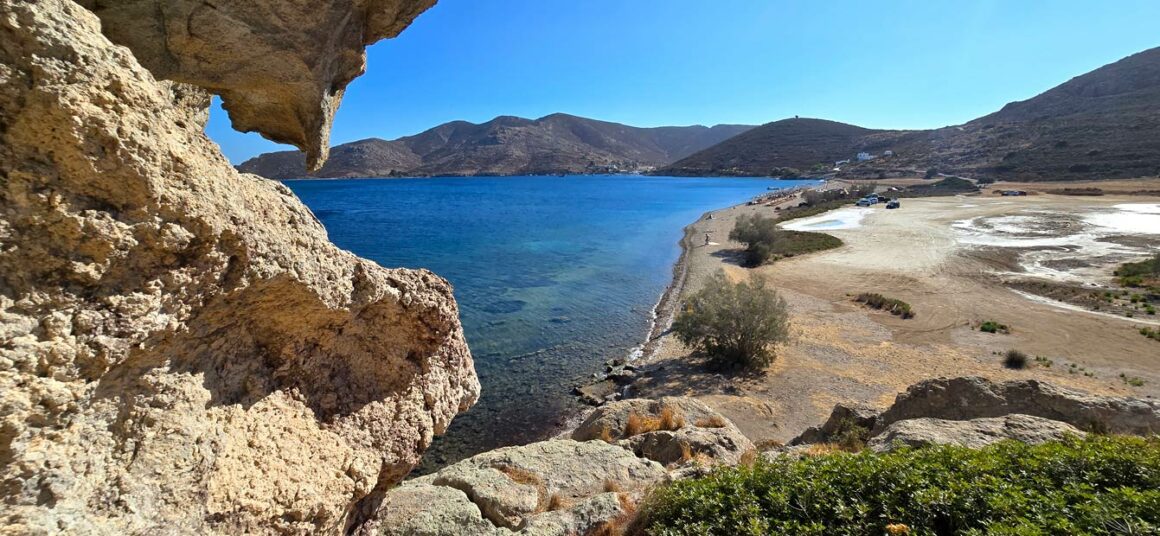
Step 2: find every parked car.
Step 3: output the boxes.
[886,199,901,209]
[856,198,874,207]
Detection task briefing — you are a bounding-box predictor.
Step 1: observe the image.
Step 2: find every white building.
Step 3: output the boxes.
[884,150,894,157]
[856,152,874,161]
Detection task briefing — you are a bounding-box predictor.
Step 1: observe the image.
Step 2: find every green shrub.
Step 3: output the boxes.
[729,214,781,266]
[854,293,914,319]
[729,215,841,266]
[1115,254,1160,290]
[979,320,1010,334]
[1119,373,1146,387]
[1003,349,1028,369]
[639,436,1160,535]
[673,272,790,370]
[1142,327,1160,342]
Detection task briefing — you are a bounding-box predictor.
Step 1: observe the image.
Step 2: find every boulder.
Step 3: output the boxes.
[871,377,1160,436]
[868,414,1086,452]
[0,2,477,534]
[572,397,755,466]
[78,0,436,169]
[366,440,664,534]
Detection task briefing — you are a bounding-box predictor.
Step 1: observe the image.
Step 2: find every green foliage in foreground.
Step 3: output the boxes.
[640,436,1160,536]
[1115,254,1160,291]
[673,272,789,369]
[729,214,842,266]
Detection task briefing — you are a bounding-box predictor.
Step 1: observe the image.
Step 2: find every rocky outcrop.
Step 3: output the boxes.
[867,415,1086,452]
[792,377,1160,452]
[365,440,665,535]
[366,397,749,535]
[78,0,436,170]
[0,2,477,534]
[870,377,1160,436]
[572,397,755,467]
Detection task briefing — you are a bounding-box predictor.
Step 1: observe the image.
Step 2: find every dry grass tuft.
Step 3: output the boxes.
[739,448,759,467]
[598,424,615,444]
[588,493,641,536]
[678,441,694,463]
[755,439,784,451]
[694,415,728,428]
[803,443,842,457]
[547,493,572,512]
[625,405,686,438]
[603,479,623,493]
[658,404,685,430]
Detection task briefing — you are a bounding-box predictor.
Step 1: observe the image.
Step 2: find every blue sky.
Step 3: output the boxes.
[208,0,1160,163]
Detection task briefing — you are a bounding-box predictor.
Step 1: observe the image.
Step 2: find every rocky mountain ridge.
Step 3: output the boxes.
[663,47,1160,181]
[237,114,753,179]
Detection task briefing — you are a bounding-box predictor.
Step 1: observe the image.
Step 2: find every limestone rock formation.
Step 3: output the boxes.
[365,440,666,535]
[867,414,1086,452]
[0,1,477,534]
[572,397,755,467]
[78,0,436,169]
[870,377,1160,436]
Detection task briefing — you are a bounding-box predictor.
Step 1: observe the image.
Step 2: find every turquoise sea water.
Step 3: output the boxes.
[286,175,810,470]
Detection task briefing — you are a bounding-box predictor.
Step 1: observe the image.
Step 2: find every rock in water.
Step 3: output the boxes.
[0,1,477,534]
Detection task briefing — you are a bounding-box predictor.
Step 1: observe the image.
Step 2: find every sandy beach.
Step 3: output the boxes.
[631,182,1160,445]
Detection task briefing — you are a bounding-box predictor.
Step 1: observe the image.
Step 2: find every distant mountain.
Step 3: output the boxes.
[237,113,753,179]
[663,47,1160,181]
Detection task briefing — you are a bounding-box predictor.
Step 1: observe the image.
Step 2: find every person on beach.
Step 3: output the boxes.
[704,233,711,246]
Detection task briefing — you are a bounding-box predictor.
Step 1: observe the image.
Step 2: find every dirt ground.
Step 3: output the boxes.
[632,189,1160,445]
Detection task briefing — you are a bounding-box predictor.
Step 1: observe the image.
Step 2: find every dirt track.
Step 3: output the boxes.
[633,191,1160,445]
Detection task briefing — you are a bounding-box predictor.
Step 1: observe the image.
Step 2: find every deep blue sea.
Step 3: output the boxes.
[286,175,809,470]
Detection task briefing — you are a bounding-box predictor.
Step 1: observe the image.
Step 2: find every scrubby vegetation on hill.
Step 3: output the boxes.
[638,436,1160,535]
[1115,253,1160,292]
[853,293,914,319]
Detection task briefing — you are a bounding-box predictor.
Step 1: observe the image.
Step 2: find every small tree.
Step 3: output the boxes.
[729,214,780,266]
[924,168,938,180]
[672,272,790,369]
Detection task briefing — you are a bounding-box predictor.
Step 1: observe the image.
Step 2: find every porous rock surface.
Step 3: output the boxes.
[78,0,436,170]
[364,440,665,535]
[867,414,1086,452]
[870,377,1160,435]
[572,397,755,466]
[0,1,477,534]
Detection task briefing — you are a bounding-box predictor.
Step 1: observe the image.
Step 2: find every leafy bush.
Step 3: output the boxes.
[673,272,790,369]
[639,436,1160,535]
[979,320,1010,334]
[1003,349,1028,369]
[853,293,914,319]
[729,214,780,266]
[729,215,841,266]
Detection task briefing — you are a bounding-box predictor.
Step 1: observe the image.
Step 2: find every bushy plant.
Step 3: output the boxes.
[672,272,790,369]
[979,320,1010,334]
[639,436,1160,535]
[1003,349,1028,369]
[729,214,780,266]
[854,293,914,319]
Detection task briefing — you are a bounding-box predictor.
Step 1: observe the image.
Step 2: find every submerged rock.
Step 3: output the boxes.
[0,1,476,534]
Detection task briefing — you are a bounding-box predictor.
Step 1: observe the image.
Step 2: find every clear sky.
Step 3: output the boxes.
[207,0,1160,164]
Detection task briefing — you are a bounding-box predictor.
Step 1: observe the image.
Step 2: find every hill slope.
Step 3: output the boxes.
[663,47,1160,180]
[238,114,753,179]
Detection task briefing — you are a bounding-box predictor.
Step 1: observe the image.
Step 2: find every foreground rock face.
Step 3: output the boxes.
[0,2,477,534]
[367,397,748,535]
[366,440,665,535]
[78,0,436,169]
[871,377,1160,435]
[792,377,1159,452]
[867,414,1086,452]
